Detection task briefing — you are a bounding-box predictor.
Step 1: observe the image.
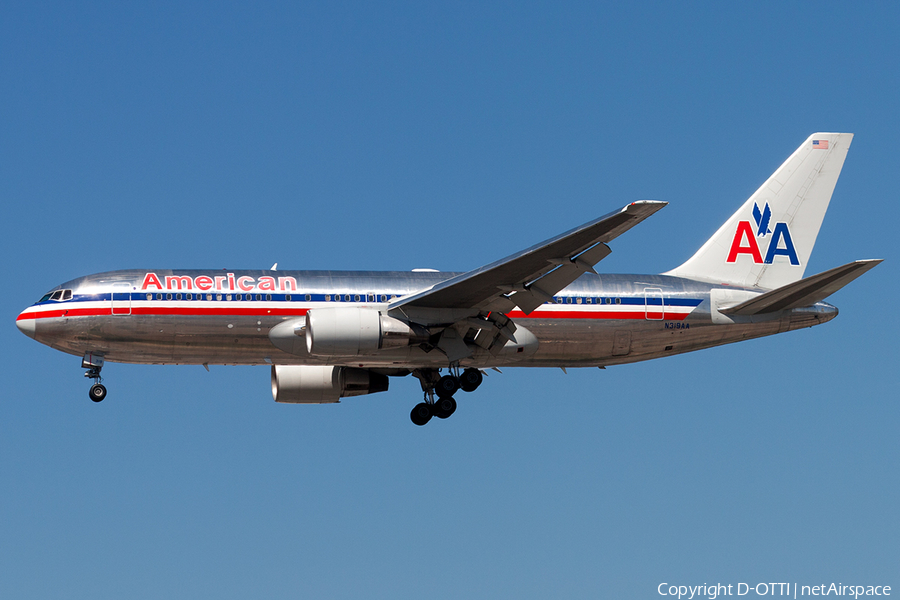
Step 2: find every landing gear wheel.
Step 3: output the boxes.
[433,396,457,419]
[89,383,107,402]
[410,402,433,426]
[459,368,483,392]
[435,375,460,398]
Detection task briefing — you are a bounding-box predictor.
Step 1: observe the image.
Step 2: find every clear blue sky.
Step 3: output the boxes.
[2,2,898,598]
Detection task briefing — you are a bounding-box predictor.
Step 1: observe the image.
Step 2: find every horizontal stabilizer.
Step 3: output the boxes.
[720,259,882,316]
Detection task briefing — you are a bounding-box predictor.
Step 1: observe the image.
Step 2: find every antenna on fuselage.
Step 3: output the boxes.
[271,263,278,271]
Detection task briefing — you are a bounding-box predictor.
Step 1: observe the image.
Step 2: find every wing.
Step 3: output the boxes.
[390,201,667,316]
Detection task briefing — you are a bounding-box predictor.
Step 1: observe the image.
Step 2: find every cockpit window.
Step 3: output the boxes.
[41,289,74,303]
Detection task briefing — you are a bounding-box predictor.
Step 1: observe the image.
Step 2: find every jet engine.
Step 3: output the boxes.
[271,365,389,404]
[304,308,428,357]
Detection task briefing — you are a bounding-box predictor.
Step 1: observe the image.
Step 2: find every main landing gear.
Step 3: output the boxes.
[82,352,107,402]
[410,366,483,426]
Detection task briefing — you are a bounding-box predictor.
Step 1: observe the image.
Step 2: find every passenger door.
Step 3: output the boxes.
[644,287,664,320]
[111,282,132,315]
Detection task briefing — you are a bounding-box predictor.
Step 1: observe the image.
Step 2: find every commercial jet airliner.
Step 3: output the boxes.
[16,133,880,424]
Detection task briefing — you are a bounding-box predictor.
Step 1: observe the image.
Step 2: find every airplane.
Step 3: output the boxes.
[16,132,881,425]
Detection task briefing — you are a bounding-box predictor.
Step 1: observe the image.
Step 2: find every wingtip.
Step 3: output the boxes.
[855,258,884,269]
[624,200,667,215]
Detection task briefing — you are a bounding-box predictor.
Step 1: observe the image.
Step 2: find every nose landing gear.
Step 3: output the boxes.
[82,352,107,402]
[409,367,482,425]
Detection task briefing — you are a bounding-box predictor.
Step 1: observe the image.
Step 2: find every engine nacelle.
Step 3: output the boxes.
[305,308,428,357]
[271,365,389,404]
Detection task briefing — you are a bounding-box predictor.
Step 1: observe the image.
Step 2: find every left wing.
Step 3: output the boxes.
[391,201,667,316]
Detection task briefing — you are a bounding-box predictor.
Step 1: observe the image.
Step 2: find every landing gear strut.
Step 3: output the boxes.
[409,366,482,425]
[82,352,107,402]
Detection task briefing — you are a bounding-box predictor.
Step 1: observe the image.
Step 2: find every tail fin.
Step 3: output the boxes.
[665,133,853,289]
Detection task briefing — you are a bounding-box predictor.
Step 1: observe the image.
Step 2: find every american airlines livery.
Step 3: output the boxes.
[16,133,881,425]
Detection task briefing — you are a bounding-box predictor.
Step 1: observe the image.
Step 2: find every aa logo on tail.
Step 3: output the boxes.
[726,202,799,265]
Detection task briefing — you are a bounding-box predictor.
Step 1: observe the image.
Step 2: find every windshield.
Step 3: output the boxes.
[37,289,74,303]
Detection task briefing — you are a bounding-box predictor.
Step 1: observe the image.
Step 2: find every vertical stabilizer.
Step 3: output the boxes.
[665,133,853,289]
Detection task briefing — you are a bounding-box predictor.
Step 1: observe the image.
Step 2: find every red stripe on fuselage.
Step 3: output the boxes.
[508,309,688,320]
[17,306,312,320]
[19,305,690,321]
[17,307,107,320]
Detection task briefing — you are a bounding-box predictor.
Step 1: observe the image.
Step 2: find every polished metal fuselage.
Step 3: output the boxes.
[17,269,838,370]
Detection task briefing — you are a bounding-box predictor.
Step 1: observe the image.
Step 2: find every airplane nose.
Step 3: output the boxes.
[16,315,36,339]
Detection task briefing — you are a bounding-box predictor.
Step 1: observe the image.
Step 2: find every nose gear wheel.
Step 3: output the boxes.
[89,383,107,402]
